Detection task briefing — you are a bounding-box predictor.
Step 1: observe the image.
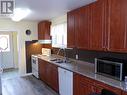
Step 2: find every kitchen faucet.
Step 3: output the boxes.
[57,47,73,63]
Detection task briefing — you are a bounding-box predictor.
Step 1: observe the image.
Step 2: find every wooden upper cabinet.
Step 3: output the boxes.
[67,0,127,52]
[107,0,127,52]
[38,21,51,40]
[89,0,107,51]
[67,10,76,48]
[75,6,90,49]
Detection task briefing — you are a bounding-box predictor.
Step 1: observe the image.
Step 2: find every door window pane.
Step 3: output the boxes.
[0,35,10,52]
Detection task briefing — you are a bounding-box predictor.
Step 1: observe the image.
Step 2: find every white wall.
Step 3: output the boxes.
[12,32,18,68]
[51,14,67,26]
[0,19,38,76]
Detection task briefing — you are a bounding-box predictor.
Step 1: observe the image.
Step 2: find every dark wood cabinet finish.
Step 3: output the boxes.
[95,80,122,95]
[74,73,95,95]
[74,73,122,95]
[67,5,91,49]
[38,59,59,93]
[38,21,51,40]
[75,6,90,49]
[67,11,76,48]
[38,59,47,83]
[107,0,127,52]
[47,63,59,92]
[67,0,127,53]
[89,0,107,51]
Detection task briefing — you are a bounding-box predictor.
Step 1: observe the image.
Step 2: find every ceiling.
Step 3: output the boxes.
[11,0,96,21]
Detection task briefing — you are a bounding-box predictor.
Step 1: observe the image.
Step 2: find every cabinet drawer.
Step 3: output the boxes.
[95,80,122,95]
[78,74,95,85]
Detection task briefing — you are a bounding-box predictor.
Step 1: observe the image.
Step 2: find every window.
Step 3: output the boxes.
[51,23,67,48]
[0,35,10,52]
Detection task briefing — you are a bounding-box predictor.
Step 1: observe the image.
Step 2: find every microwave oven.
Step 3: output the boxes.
[95,57,127,81]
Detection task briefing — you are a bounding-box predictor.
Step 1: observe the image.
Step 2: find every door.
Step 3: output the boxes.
[0,32,14,69]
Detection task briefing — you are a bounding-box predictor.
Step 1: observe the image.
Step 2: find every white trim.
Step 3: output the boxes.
[20,73,33,77]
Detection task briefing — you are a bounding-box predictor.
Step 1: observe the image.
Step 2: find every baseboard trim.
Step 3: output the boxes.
[20,73,33,77]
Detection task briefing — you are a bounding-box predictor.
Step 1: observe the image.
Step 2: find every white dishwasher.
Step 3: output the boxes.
[58,67,73,95]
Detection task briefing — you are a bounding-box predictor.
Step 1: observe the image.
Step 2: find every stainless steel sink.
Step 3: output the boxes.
[50,58,64,63]
[50,58,73,64]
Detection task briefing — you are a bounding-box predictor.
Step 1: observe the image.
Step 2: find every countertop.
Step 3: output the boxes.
[33,54,127,91]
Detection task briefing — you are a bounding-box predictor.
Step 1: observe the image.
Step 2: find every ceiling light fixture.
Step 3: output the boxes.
[11,8,31,22]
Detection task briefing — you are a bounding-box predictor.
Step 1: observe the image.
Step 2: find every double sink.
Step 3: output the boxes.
[50,58,73,64]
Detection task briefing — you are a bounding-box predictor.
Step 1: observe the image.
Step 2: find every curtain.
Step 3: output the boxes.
[51,23,67,48]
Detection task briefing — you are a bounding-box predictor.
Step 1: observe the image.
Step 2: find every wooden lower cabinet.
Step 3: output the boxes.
[38,59,47,83]
[74,73,96,95]
[78,82,96,95]
[74,73,122,95]
[38,58,59,93]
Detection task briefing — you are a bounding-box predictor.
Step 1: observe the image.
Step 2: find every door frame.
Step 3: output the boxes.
[0,31,19,72]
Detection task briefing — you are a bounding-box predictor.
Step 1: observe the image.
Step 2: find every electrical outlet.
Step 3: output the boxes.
[76,54,78,60]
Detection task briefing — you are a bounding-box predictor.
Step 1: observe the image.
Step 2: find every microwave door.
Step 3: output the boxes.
[96,59,123,80]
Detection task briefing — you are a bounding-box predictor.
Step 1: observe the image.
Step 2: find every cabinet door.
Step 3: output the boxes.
[95,80,122,95]
[90,0,107,51]
[38,59,47,82]
[49,64,59,92]
[78,82,95,95]
[67,11,76,48]
[38,21,51,40]
[73,74,96,95]
[107,0,127,52]
[75,6,90,49]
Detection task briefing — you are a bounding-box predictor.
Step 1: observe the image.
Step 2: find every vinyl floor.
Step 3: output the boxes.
[2,76,59,95]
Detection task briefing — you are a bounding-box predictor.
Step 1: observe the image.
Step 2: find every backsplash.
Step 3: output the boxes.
[52,48,127,63]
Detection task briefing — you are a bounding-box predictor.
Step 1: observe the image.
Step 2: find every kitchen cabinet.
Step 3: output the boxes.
[67,5,91,49]
[38,58,59,92]
[58,68,73,95]
[74,73,122,95]
[107,0,127,52]
[95,80,122,95]
[75,6,90,49]
[38,21,51,40]
[89,0,107,51]
[38,59,47,83]
[67,0,127,53]
[74,73,96,95]
[67,10,76,48]
[67,0,106,50]
[47,63,59,92]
